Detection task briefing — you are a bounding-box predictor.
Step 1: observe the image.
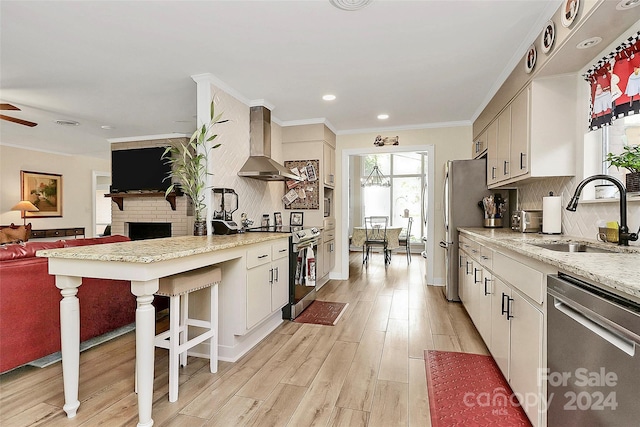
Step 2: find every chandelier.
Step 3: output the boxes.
[361,165,390,187]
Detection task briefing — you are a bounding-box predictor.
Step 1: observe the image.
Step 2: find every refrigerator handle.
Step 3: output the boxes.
[443,164,449,235]
[422,182,428,227]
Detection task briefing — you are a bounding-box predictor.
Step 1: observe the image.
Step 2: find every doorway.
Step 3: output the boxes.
[92,170,111,237]
[341,144,435,284]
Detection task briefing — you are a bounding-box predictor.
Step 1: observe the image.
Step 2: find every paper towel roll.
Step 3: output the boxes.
[542,195,562,234]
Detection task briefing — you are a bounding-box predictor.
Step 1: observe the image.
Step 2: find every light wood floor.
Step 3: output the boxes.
[0,251,488,426]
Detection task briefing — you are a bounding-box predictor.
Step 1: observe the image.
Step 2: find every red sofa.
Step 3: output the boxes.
[0,235,137,373]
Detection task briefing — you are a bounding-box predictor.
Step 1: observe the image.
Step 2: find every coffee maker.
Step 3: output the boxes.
[211,188,240,235]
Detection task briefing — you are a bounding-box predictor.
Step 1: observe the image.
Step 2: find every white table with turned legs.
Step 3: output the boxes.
[38,233,288,427]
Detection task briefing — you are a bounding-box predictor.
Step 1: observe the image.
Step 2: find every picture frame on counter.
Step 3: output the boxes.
[290,211,303,227]
[274,212,283,226]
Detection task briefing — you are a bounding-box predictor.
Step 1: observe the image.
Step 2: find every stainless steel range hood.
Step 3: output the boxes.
[238,106,302,181]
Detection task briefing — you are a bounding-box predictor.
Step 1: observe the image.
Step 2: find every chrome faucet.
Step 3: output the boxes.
[566,174,639,246]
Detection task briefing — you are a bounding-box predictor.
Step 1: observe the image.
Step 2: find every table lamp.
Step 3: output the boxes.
[11,200,39,226]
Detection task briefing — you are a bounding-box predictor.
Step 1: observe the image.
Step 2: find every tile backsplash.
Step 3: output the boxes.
[516,176,640,246]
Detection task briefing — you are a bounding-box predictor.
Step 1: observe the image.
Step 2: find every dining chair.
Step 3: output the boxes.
[364,216,389,266]
[398,217,413,264]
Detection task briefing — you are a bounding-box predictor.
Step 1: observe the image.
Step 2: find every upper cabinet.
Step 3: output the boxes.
[485,74,576,188]
[282,123,336,226]
[472,131,487,159]
[323,142,335,188]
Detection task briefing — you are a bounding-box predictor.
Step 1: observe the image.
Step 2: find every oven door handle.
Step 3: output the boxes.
[552,296,636,356]
[295,240,318,251]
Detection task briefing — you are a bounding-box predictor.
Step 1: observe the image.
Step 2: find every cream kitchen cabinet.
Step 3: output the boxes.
[490,276,511,379]
[459,233,546,427]
[323,232,336,278]
[459,237,493,346]
[486,120,499,186]
[322,218,336,279]
[323,142,336,188]
[282,123,336,227]
[472,130,488,159]
[496,105,512,182]
[246,240,289,330]
[508,286,544,427]
[483,74,576,188]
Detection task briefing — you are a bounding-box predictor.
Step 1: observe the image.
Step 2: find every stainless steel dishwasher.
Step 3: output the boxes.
[547,273,640,427]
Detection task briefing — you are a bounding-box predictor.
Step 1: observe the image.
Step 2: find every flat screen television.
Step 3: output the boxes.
[111,147,172,192]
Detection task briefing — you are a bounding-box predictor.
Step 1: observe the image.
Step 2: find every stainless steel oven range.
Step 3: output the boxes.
[245,226,321,320]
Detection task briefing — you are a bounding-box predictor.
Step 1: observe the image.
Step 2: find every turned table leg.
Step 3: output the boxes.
[131,279,159,427]
[55,275,82,418]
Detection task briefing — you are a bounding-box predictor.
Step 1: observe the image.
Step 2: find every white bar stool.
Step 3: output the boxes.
[154,266,221,402]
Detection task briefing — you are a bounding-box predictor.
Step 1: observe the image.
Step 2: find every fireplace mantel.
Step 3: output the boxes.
[106,192,182,211]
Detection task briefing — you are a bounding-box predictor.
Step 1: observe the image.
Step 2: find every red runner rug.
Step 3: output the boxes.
[294,300,348,326]
[424,350,532,427]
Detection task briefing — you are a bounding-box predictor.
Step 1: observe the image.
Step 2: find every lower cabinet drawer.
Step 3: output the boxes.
[272,240,289,261]
[246,246,272,269]
[493,251,544,304]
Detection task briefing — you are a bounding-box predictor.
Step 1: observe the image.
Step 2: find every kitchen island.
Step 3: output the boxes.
[37,233,290,427]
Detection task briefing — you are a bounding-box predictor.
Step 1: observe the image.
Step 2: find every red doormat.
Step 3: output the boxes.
[294,300,348,326]
[424,350,532,427]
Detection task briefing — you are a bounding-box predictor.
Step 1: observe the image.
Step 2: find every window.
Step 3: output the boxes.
[585,115,640,195]
[361,152,427,243]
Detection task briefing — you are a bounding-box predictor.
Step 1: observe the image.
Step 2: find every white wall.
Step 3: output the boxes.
[194,78,291,227]
[0,145,110,235]
[335,125,472,285]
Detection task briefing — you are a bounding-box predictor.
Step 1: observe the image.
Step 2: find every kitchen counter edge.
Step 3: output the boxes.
[458,227,640,300]
[36,233,289,264]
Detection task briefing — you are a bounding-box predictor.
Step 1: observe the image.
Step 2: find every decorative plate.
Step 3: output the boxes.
[524,45,537,74]
[561,0,580,28]
[541,20,555,54]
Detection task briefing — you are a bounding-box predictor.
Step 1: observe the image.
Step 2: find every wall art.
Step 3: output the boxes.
[21,170,62,218]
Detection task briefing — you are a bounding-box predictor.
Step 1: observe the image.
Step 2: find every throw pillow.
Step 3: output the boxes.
[0,225,30,243]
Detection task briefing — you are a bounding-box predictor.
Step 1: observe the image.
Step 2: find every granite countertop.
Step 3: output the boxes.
[36,233,289,264]
[458,227,640,300]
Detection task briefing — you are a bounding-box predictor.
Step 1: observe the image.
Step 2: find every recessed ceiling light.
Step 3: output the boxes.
[616,0,640,10]
[576,37,602,49]
[377,114,389,120]
[54,119,80,126]
[101,125,114,130]
[323,94,336,101]
[329,0,373,11]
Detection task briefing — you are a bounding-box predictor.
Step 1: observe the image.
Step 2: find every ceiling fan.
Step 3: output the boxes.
[0,103,38,127]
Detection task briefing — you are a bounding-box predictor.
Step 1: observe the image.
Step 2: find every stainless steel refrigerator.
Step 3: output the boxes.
[439,158,490,301]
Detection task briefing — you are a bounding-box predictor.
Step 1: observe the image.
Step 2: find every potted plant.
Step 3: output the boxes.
[605,145,640,193]
[162,100,227,235]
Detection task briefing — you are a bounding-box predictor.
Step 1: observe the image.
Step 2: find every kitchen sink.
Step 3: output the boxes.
[529,243,618,253]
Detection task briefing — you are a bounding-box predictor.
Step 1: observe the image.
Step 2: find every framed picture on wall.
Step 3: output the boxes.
[290,211,303,227]
[561,0,580,28]
[20,170,63,218]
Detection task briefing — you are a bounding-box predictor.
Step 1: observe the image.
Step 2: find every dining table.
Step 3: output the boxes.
[351,226,403,250]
